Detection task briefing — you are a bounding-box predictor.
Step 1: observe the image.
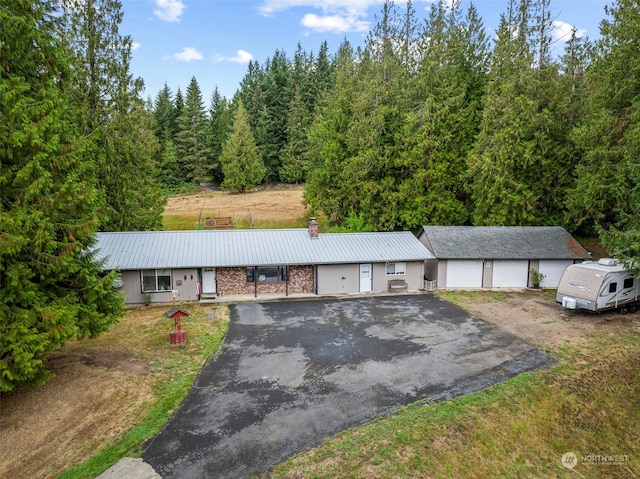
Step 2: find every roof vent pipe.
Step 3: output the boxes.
[308,218,319,239]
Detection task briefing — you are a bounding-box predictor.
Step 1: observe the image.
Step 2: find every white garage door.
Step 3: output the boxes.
[493,260,529,288]
[446,260,483,288]
[539,260,573,288]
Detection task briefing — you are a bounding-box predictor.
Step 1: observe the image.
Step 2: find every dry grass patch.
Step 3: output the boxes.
[0,303,228,479]
[163,186,308,230]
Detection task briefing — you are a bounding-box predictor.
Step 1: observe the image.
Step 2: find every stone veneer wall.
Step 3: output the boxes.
[216,265,314,296]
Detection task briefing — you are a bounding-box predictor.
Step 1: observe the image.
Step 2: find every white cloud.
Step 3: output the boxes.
[258,0,382,17]
[131,42,141,51]
[172,47,203,62]
[229,50,253,63]
[552,20,586,43]
[154,0,185,23]
[257,0,423,35]
[213,50,254,64]
[301,13,369,33]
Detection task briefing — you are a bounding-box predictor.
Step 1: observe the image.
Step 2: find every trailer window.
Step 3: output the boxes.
[624,278,634,289]
[609,282,617,293]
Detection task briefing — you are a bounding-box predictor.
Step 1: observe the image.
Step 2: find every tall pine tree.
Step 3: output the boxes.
[570,0,640,270]
[63,0,165,231]
[175,76,211,183]
[1,0,123,391]
[221,100,266,192]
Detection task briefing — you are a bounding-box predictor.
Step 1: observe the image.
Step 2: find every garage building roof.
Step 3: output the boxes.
[95,229,434,270]
[418,226,591,260]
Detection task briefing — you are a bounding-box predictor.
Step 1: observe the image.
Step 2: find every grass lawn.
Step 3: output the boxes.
[4,289,637,479]
[56,304,229,479]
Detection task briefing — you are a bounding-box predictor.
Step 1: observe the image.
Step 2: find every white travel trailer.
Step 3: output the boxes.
[556,258,640,313]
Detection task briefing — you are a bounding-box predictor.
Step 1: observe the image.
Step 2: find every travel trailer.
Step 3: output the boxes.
[556,258,640,313]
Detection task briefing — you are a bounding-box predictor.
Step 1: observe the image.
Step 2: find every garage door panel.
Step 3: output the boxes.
[447,260,483,288]
[493,260,529,288]
[539,260,573,288]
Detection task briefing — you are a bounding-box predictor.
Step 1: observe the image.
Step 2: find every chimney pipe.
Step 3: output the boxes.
[308,218,319,239]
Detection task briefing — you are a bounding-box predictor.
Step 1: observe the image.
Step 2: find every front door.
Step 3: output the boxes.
[202,268,216,294]
[360,263,372,293]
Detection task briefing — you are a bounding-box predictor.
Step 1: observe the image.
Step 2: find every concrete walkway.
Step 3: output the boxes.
[139,294,555,479]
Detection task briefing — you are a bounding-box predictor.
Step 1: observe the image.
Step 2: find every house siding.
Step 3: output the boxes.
[317,264,359,295]
[373,262,424,292]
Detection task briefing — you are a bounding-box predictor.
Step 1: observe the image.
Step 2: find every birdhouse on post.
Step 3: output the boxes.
[164,307,190,346]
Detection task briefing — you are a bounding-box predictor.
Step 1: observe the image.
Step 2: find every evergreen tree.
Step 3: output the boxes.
[469,0,570,226]
[308,41,334,110]
[221,101,266,192]
[0,0,123,391]
[175,76,211,183]
[570,0,640,270]
[153,82,178,139]
[305,39,359,224]
[63,0,165,231]
[236,60,265,133]
[306,2,420,230]
[256,50,293,183]
[209,86,232,184]
[396,0,488,228]
[279,86,312,183]
[175,87,184,122]
[157,132,182,189]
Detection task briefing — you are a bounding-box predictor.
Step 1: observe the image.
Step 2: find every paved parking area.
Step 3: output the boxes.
[143,294,555,478]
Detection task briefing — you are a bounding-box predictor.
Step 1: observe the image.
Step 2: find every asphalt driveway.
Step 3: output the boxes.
[143,294,555,479]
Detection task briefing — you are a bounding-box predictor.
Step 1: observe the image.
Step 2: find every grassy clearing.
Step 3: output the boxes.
[266,324,639,479]
[57,304,228,479]
[162,187,308,230]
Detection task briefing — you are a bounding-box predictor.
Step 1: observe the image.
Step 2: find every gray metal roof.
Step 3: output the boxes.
[419,226,591,260]
[95,229,434,270]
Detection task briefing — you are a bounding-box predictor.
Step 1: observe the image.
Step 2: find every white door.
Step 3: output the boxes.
[359,264,372,293]
[539,260,573,288]
[446,260,483,288]
[201,268,216,294]
[493,260,529,288]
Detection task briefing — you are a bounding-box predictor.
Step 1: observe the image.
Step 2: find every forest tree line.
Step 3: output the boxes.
[2,0,640,389]
[151,0,639,251]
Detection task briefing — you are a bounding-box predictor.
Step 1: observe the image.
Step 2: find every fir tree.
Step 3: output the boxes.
[209,87,232,184]
[570,0,640,270]
[175,76,211,183]
[63,0,165,231]
[221,101,266,192]
[0,0,123,391]
[279,86,312,183]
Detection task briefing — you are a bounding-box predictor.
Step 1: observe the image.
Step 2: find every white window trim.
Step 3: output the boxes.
[141,269,172,292]
[386,262,406,276]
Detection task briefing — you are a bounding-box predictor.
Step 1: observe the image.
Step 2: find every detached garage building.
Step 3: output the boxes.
[418,226,591,289]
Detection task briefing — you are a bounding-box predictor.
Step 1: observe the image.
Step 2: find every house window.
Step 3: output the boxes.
[386,262,406,276]
[247,266,289,283]
[142,269,172,292]
[624,277,634,289]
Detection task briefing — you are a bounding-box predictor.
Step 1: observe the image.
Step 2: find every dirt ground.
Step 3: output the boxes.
[163,186,308,229]
[454,289,640,350]
[1,292,637,479]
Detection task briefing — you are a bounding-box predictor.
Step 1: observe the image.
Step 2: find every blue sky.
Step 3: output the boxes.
[119,0,610,102]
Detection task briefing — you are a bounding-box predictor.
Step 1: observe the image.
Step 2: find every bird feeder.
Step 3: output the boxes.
[164,307,190,346]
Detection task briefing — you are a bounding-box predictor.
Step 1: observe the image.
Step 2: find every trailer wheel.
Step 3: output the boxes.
[620,307,628,315]
[629,304,637,314]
